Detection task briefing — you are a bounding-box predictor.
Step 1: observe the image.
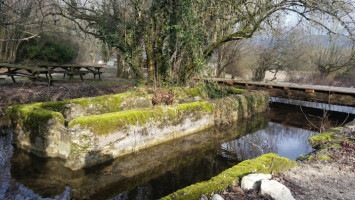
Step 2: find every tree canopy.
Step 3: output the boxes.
[3,0,355,84]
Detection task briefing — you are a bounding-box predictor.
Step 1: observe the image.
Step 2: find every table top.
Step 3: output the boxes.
[0,63,50,72]
[41,64,104,69]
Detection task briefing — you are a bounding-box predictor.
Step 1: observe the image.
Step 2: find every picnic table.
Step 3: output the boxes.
[0,63,52,84]
[40,64,103,81]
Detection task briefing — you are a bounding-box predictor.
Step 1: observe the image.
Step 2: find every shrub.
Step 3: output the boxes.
[24,34,78,64]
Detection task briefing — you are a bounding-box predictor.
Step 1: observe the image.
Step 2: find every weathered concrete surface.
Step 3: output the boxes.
[6,90,269,170]
[10,115,269,199]
[6,106,69,158]
[38,91,153,121]
[66,102,214,169]
[5,90,153,159]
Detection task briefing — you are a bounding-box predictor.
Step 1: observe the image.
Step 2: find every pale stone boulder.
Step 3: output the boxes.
[241,173,272,190]
[260,180,295,200]
[211,194,224,200]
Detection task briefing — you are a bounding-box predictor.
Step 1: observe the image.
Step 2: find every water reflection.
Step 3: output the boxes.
[222,122,316,161]
[8,114,269,200]
[1,102,349,200]
[0,129,71,200]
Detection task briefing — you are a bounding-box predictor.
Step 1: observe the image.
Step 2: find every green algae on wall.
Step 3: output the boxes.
[161,153,297,200]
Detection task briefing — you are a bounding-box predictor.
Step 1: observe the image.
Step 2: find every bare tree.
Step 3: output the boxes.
[312,34,355,77]
[0,0,61,62]
[209,41,242,78]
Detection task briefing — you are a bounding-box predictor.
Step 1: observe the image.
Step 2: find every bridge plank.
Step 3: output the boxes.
[202,78,355,95]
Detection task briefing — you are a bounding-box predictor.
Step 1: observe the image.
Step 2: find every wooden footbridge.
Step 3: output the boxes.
[200,78,355,107]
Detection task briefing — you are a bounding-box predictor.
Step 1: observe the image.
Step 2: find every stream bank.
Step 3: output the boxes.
[0,84,354,199]
[196,120,355,200]
[282,120,355,200]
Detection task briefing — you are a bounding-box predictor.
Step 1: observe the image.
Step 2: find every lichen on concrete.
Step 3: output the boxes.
[161,153,297,200]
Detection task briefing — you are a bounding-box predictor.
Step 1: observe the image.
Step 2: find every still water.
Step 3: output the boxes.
[0,103,353,200]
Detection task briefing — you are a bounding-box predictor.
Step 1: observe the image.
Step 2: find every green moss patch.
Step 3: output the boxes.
[161,153,296,200]
[68,101,213,136]
[227,87,244,94]
[330,127,344,131]
[308,132,336,149]
[318,154,331,161]
[7,105,64,135]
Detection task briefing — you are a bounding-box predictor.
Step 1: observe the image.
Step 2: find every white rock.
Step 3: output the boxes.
[260,180,295,200]
[211,194,224,200]
[241,173,272,190]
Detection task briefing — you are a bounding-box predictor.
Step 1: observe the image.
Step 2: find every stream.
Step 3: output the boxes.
[0,101,354,200]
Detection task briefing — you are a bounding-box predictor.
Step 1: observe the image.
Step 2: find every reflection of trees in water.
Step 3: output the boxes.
[221,122,317,161]
[0,129,46,199]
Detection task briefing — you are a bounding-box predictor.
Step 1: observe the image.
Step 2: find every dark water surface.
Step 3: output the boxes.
[0,103,353,200]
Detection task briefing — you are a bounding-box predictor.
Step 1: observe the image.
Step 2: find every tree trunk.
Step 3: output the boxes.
[253,67,266,81]
[116,52,125,78]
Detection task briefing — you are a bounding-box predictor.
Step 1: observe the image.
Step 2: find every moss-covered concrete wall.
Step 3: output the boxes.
[10,114,269,199]
[66,101,214,169]
[161,153,297,200]
[37,91,153,121]
[6,105,69,158]
[6,88,269,170]
[213,91,269,125]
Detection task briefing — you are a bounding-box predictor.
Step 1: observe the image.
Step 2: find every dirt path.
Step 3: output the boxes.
[284,161,355,200]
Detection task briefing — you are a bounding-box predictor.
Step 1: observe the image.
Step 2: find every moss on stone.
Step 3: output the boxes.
[308,132,336,149]
[182,88,199,97]
[68,101,214,136]
[36,101,70,113]
[330,127,343,131]
[6,105,64,135]
[318,154,331,161]
[169,86,208,103]
[161,153,296,200]
[227,87,244,94]
[68,92,141,114]
[297,154,311,161]
[330,144,342,149]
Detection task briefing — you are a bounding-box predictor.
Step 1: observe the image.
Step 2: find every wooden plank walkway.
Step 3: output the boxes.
[199,78,355,107]
[203,78,355,95]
